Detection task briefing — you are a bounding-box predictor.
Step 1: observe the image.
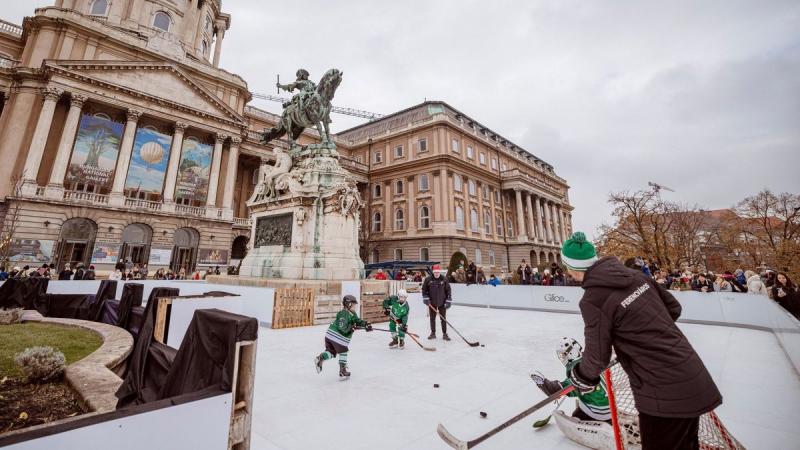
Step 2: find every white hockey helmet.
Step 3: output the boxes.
[556,337,583,366]
[397,289,408,300]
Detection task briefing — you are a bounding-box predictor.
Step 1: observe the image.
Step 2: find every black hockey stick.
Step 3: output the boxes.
[368,327,420,339]
[532,397,565,428]
[427,303,480,347]
[405,329,436,351]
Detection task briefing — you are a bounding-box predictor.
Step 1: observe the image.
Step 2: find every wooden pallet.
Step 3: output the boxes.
[153,297,174,344]
[229,339,257,450]
[314,294,342,325]
[272,288,315,329]
[360,293,389,324]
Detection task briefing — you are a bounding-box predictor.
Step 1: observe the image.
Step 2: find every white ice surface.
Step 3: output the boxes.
[250,301,800,450]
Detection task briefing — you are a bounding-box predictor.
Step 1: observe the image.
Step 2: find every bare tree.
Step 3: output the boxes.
[0,175,26,268]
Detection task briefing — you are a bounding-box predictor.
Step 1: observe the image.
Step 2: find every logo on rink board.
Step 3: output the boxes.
[544,294,568,303]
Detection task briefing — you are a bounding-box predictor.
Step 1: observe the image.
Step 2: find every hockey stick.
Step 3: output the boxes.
[427,303,480,347]
[532,397,565,428]
[438,385,576,449]
[368,327,420,339]
[405,329,436,351]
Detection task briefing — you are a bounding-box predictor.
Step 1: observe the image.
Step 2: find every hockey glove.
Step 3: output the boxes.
[383,308,390,316]
[531,371,563,396]
[568,363,599,394]
[422,297,430,305]
[365,323,373,332]
[400,323,408,332]
[445,301,452,309]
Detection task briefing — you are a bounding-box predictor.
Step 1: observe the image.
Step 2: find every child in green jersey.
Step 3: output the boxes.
[315,295,372,378]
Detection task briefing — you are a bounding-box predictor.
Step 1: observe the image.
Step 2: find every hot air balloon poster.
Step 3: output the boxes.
[125,126,172,198]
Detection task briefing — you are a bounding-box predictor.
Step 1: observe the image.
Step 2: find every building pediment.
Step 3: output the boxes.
[45,61,244,125]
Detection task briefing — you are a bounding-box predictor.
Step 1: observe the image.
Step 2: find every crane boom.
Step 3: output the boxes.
[250,91,383,120]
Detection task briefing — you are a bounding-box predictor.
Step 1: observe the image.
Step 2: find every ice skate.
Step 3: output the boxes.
[399,338,405,349]
[389,337,399,348]
[339,364,350,379]
[314,354,323,374]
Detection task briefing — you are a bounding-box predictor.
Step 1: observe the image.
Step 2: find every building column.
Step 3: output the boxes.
[552,202,563,244]
[205,133,226,207]
[543,199,554,243]
[525,192,536,241]
[557,205,567,243]
[45,93,87,199]
[514,189,527,241]
[384,180,391,233]
[212,25,226,67]
[535,195,545,243]
[222,137,241,219]
[109,109,142,206]
[21,88,62,192]
[162,122,187,208]
[437,168,447,222]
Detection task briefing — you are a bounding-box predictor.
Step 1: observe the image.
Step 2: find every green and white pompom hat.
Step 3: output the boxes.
[560,232,598,271]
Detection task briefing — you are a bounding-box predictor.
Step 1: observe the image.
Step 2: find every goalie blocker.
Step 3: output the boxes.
[561,232,723,450]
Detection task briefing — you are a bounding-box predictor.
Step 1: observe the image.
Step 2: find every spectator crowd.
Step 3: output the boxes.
[0,259,223,282]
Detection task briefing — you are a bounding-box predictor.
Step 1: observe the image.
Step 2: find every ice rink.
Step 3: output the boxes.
[249,300,800,450]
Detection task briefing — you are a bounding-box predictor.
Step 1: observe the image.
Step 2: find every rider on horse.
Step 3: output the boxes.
[277,69,317,111]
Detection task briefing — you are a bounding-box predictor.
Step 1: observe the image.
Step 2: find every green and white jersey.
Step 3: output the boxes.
[325,309,367,347]
[382,296,410,323]
[563,359,611,421]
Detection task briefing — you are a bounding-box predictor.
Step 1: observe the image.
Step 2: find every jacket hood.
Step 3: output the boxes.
[582,256,638,289]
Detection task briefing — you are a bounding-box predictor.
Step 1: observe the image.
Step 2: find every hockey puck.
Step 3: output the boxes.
[433,384,439,388]
[479,411,487,418]
[481,344,485,347]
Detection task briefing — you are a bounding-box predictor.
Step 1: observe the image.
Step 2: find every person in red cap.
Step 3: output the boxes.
[422,264,452,340]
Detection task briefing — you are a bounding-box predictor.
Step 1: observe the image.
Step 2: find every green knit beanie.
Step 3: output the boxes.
[561,232,598,271]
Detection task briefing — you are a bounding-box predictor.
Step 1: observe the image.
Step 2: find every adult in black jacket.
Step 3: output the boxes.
[561,232,721,450]
[691,273,714,292]
[58,265,73,280]
[517,260,532,285]
[421,264,452,340]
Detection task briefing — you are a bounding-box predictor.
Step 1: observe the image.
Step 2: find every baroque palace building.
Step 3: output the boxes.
[0,0,571,276]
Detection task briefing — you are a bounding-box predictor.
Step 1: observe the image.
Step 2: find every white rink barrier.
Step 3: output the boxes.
[451,284,800,373]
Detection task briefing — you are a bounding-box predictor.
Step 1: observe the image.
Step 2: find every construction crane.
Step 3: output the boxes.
[249,91,383,120]
[648,181,675,194]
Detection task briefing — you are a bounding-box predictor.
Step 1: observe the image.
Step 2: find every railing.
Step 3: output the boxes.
[34,186,46,197]
[125,198,162,211]
[0,19,22,38]
[0,55,18,69]
[234,217,251,227]
[245,130,264,142]
[175,204,206,217]
[339,156,368,173]
[64,190,109,204]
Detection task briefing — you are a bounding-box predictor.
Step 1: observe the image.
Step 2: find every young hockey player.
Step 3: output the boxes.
[315,295,372,378]
[383,289,410,349]
[531,337,611,423]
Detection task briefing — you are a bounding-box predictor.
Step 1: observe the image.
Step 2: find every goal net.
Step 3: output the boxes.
[604,364,745,450]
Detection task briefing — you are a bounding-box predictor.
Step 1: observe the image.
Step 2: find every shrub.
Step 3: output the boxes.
[14,346,66,383]
[0,307,24,325]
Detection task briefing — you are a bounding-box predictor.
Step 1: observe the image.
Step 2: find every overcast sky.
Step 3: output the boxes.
[5,1,799,237]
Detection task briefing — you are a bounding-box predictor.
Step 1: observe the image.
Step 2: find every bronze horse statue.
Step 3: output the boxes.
[262,69,342,147]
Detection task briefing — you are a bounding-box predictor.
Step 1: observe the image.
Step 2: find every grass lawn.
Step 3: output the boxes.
[0,322,103,379]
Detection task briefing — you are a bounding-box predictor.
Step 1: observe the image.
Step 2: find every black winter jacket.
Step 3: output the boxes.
[422,275,451,308]
[576,257,722,418]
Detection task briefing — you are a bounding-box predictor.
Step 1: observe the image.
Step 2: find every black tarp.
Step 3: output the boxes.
[42,280,117,321]
[0,278,49,310]
[101,283,144,328]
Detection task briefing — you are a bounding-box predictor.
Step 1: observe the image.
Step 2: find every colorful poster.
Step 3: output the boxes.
[7,239,54,263]
[175,136,212,203]
[198,248,228,265]
[66,113,124,188]
[124,127,172,197]
[148,247,172,265]
[90,241,119,264]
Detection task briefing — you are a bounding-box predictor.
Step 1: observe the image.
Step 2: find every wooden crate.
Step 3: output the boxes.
[272,288,314,329]
[229,339,257,450]
[314,294,342,325]
[360,293,389,324]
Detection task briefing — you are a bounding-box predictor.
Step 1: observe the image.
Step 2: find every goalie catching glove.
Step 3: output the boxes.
[568,362,600,394]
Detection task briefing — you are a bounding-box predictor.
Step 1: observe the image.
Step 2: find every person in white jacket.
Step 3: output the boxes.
[745,270,768,296]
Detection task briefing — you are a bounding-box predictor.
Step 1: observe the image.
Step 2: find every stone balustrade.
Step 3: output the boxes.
[0,19,23,37]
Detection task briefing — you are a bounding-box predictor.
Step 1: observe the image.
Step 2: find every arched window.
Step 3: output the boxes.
[455,205,464,230]
[453,174,462,192]
[153,11,171,32]
[496,214,503,235]
[418,174,429,191]
[507,218,514,237]
[372,212,382,232]
[484,211,491,234]
[468,180,476,196]
[57,218,98,271]
[373,183,381,198]
[171,227,200,272]
[231,236,249,260]
[395,209,405,230]
[395,180,404,195]
[470,208,479,232]
[90,0,108,15]
[120,223,153,265]
[419,206,430,229]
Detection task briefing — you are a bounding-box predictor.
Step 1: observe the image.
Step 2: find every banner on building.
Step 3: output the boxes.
[66,113,124,188]
[148,247,173,265]
[175,137,212,204]
[91,240,120,264]
[198,248,228,266]
[7,239,54,264]
[125,127,172,198]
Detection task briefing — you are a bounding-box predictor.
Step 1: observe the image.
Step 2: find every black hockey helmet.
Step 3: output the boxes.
[342,295,358,308]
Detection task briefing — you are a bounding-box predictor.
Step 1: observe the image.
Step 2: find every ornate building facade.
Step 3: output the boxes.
[0,1,570,276]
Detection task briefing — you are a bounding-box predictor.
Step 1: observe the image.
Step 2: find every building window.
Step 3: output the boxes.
[491,158,498,170]
[475,248,482,265]
[479,153,486,165]
[501,163,507,171]
[468,180,476,196]
[418,138,428,153]
[418,174,429,191]
[453,174,462,192]
[419,206,430,228]
[484,211,491,234]
[371,249,379,263]
[354,155,362,163]
[455,206,464,230]
[482,185,489,200]
[395,209,405,230]
[395,145,404,158]
[201,40,208,56]
[507,218,514,237]
[372,212,382,232]
[394,248,403,260]
[153,11,172,32]
[373,183,382,198]
[206,16,213,32]
[494,190,501,203]
[451,139,459,153]
[420,247,430,261]
[489,250,496,266]
[467,146,474,159]
[496,214,503,235]
[470,208,479,232]
[90,0,108,15]
[374,150,383,163]
[395,180,404,195]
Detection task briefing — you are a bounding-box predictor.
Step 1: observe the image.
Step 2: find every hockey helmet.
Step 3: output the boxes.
[397,289,408,299]
[556,337,583,366]
[342,295,358,308]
